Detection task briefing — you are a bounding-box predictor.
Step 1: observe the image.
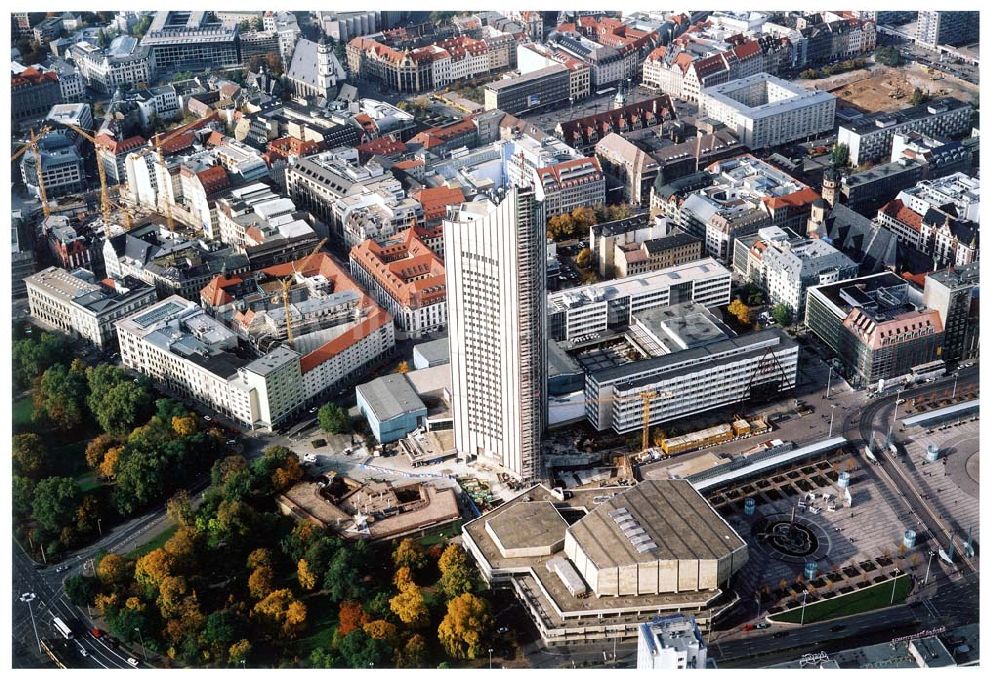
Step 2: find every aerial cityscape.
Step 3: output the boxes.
[10,8,980,670]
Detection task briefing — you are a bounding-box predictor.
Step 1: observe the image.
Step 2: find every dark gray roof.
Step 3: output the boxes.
[547,339,582,378]
[413,337,450,368]
[592,212,651,238]
[644,232,700,253]
[591,327,793,387]
[825,203,897,275]
[357,373,427,422]
[840,98,969,136]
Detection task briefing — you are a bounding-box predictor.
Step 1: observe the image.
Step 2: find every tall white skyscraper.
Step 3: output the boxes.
[443,182,548,481]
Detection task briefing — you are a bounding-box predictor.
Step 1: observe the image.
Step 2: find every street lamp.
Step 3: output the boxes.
[952,372,959,399]
[828,404,837,438]
[20,592,40,653]
[97,517,103,537]
[799,589,809,626]
[826,365,834,399]
[134,627,148,663]
[488,648,493,669]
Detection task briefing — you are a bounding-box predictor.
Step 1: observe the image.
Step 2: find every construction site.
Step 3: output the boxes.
[824,64,978,114]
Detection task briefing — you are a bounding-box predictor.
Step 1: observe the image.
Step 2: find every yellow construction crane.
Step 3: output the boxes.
[12,126,54,219]
[278,237,328,345]
[551,389,673,454]
[150,113,217,233]
[60,123,116,236]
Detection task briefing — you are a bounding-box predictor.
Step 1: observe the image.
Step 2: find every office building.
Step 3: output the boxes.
[484,65,571,116]
[700,74,836,150]
[589,212,664,278]
[462,480,748,646]
[582,304,798,434]
[141,11,241,77]
[896,173,979,224]
[350,227,448,339]
[444,183,548,481]
[839,158,923,216]
[836,98,972,165]
[27,267,157,349]
[805,272,944,388]
[68,36,151,94]
[637,615,709,669]
[915,11,978,48]
[923,262,979,366]
[548,258,731,342]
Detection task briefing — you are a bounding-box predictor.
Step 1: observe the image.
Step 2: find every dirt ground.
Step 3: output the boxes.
[828,64,978,114]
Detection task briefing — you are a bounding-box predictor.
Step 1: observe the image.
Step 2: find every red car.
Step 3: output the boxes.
[90,627,104,639]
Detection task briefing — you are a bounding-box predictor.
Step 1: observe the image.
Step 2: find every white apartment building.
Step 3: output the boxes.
[505,134,606,219]
[548,258,732,342]
[444,182,548,481]
[637,615,709,670]
[27,267,157,350]
[700,74,836,150]
[337,177,425,250]
[116,297,305,431]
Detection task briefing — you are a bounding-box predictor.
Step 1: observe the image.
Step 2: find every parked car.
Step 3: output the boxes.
[90,628,104,639]
[755,622,770,629]
[55,565,69,573]
[127,657,140,667]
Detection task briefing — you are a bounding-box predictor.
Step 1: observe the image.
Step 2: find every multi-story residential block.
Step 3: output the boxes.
[594,133,660,206]
[637,616,709,670]
[350,227,447,339]
[11,67,63,127]
[285,38,345,103]
[483,64,571,116]
[444,183,548,481]
[922,262,979,366]
[915,11,978,48]
[836,98,972,165]
[67,37,151,94]
[589,212,664,277]
[140,11,241,77]
[48,59,85,102]
[890,131,974,180]
[733,224,859,319]
[27,267,157,349]
[548,258,731,342]
[116,297,305,431]
[700,74,836,150]
[347,37,450,93]
[214,182,319,251]
[32,17,63,46]
[805,272,944,388]
[583,303,798,434]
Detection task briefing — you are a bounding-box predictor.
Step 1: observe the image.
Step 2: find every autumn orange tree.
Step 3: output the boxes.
[252,589,308,639]
[390,583,429,627]
[437,593,493,660]
[727,299,752,326]
[339,600,371,635]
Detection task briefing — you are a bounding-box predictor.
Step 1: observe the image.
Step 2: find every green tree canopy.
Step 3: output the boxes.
[830,143,850,169]
[92,381,153,436]
[317,403,350,434]
[13,433,48,479]
[771,303,793,327]
[34,361,89,430]
[13,476,36,516]
[337,628,394,668]
[13,331,69,390]
[31,476,83,535]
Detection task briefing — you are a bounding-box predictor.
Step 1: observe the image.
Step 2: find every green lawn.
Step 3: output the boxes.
[770,574,913,624]
[293,592,338,657]
[13,396,34,432]
[416,520,463,548]
[75,472,101,493]
[126,526,178,559]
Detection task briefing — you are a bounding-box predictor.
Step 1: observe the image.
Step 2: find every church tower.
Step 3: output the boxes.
[822,167,841,208]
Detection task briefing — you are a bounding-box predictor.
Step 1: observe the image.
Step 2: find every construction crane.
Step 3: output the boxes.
[151,113,218,233]
[278,237,328,345]
[551,389,673,454]
[12,125,53,219]
[59,123,116,236]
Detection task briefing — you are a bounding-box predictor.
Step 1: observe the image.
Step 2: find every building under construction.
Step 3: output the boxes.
[573,302,798,434]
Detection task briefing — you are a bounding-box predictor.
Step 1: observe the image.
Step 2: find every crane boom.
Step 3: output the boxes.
[12,127,54,219]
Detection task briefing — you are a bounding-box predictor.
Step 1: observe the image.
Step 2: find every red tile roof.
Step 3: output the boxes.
[348,226,446,310]
[880,198,924,232]
[200,274,243,307]
[12,67,59,88]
